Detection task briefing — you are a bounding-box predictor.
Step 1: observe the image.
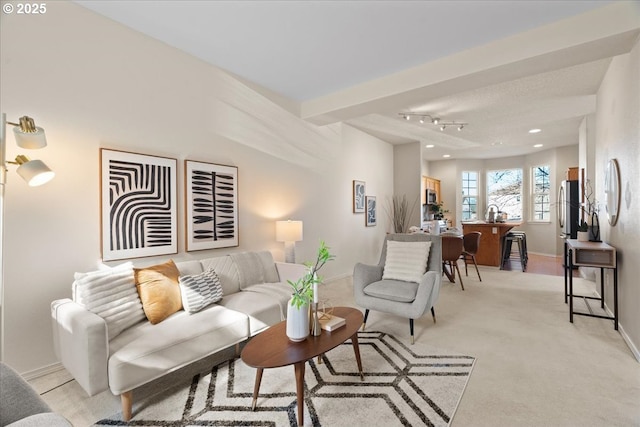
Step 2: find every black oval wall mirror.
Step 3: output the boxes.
[604,158,621,226]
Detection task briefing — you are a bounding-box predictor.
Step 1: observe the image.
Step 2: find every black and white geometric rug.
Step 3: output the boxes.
[95,331,475,426]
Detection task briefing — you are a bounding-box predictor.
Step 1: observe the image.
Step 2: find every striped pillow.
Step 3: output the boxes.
[73,262,146,340]
[179,269,223,314]
[382,240,432,283]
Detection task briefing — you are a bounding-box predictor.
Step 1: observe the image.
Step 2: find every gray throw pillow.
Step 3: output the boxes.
[179,269,223,313]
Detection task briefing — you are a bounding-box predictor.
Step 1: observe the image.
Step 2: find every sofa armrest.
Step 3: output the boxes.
[50,299,109,396]
[275,262,309,284]
[353,263,383,299]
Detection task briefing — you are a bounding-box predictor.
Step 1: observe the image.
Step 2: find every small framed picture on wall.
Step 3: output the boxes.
[353,180,365,213]
[366,196,376,226]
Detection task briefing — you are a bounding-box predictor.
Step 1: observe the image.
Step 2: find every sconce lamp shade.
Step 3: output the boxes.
[13,126,47,149]
[276,220,303,242]
[16,158,55,186]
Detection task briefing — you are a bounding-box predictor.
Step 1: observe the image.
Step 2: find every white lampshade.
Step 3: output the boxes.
[13,125,47,149]
[276,220,303,242]
[16,159,55,186]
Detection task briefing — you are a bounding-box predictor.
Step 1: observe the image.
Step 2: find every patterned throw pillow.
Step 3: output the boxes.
[73,262,146,340]
[382,240,432,283]
[179,269,224,314]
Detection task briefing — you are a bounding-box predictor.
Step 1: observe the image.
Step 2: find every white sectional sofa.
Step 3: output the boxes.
[51,251,306,421]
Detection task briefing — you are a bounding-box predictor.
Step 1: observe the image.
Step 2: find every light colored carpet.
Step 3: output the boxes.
[94,331,475,426]
[34,265,640,426]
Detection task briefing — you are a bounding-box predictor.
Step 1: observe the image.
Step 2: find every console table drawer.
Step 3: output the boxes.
[573,249,615,267]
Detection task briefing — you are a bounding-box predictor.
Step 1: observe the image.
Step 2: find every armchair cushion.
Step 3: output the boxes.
[382,240,431,283]
[363,279,418,303]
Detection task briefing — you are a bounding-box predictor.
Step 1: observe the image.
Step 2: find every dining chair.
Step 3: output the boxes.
[461,232,482,281]
[442,235,464,290]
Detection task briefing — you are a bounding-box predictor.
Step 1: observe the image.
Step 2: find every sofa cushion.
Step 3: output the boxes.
[107,305,249,395]
[201,256,241,295]
[175,260,204,277]
[242,282,292,320]
[217,291,284,335]
[382,240,431,283]
[363,279,419,303]
[72,262,145,340]
[179,269,223,313]
[134,260,182,324]
[230,251,280,290]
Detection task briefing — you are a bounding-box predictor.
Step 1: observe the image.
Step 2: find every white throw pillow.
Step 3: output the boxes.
[73,262,146,340]
[382,240,432,283]
[179,269,223,314]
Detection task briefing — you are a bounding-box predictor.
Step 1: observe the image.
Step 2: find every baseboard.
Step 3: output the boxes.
[21,361,64,381]
[595,290,640,364]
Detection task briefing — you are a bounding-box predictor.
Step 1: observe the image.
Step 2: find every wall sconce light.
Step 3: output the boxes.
[2,114,55,187]
[1,112,55,361]
[276,220,303,263]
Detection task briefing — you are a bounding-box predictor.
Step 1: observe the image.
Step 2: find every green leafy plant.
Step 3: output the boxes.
[430,201,449,220]
[287,241,335,309]
[577,219,589,232]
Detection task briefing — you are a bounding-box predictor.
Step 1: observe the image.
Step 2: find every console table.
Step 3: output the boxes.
[563,239,618,330]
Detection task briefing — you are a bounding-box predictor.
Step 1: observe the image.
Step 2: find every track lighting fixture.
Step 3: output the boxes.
[398,112,467,131]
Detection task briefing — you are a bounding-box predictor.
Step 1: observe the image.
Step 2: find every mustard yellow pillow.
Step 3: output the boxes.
[134,260,182,324]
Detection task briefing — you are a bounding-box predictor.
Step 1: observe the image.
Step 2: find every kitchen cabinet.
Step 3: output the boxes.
[422,176,440,204]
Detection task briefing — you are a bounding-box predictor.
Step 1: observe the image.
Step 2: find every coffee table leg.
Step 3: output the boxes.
[251,368,263,411]
[351,333,364,381]
[294,362,305,426]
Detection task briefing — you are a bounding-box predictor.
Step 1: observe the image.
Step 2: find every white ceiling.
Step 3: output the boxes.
[75,0,640,161]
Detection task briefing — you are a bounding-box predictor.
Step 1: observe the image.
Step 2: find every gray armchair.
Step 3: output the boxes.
[0,362,72,426]
[353,233,442,344]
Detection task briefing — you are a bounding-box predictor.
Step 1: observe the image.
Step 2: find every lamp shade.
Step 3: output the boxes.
[276,220,303,242]
[16,159,55,186]
[13,125,47,149]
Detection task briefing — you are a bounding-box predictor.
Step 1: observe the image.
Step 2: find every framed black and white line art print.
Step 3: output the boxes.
[100,149,178,261]
[366,196,377,226]
[353,180,366,213]
[185,160,239,251]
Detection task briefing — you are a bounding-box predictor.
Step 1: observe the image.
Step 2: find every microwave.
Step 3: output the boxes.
[426,190,437,205]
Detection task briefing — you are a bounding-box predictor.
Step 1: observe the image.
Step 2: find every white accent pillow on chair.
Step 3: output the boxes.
[382,240,431,283]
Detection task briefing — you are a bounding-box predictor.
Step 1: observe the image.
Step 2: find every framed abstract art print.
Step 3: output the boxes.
[100,149,178,261]
[185,160,239,251]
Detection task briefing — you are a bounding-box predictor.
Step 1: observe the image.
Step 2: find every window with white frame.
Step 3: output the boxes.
[486,169,523,220]
[531,165,550,221]
[461,171,478,220]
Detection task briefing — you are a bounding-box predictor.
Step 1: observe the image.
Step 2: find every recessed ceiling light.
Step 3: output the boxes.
[491,141,503,146]
[425,144,435,148]
[443,154,451,158]
[534,143,543,148]
[529,128,542,134]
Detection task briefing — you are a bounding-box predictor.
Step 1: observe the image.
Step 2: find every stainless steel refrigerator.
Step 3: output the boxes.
[558,180,579,239]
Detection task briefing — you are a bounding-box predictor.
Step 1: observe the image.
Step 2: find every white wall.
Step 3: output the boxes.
[393,142,422,230]
[0,2,393,372]
[595,39,640,359]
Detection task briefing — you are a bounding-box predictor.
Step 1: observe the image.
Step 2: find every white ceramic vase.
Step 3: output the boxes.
[286,297,310,342]
[577,231,589,242]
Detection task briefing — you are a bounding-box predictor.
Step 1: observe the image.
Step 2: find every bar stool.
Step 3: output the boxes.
[501,231,527,271]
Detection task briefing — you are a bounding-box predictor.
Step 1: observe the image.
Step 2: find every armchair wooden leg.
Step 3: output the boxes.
[362,309,370,331]
[121,391,133,421]
[431,307,436,323]
[409,319,414,345]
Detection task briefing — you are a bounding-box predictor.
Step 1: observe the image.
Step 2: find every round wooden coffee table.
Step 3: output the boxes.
[241,306,364,426]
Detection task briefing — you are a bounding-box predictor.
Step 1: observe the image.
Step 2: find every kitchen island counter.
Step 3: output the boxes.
[461,221,522,266]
